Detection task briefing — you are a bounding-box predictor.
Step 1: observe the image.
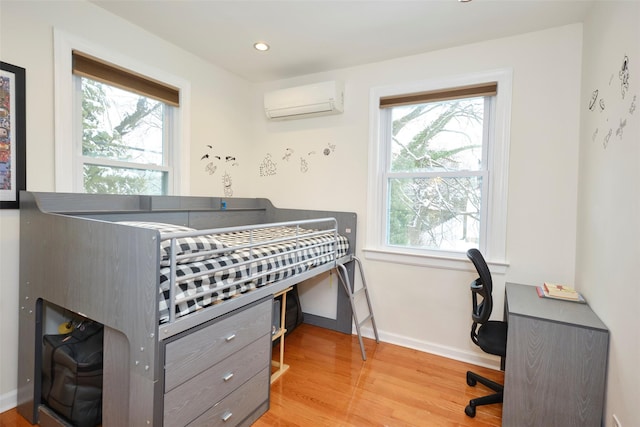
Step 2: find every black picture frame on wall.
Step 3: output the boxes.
[0,61,26,209]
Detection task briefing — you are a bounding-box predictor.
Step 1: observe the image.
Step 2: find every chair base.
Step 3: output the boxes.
[464,370,503,418]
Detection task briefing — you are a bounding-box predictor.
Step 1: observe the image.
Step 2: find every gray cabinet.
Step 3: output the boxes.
[503,283,609,427]
[162,298,272,426]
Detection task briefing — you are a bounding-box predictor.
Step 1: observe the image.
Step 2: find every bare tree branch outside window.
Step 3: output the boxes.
[387,97,486,251]
[81,78,168,195]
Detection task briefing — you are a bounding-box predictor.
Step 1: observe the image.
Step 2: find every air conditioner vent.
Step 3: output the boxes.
[264,81,344,120]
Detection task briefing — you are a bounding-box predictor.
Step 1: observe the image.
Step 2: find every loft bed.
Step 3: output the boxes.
[17,191,357,426]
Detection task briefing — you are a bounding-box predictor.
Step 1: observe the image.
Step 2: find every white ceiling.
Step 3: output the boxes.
[90,0,595,83]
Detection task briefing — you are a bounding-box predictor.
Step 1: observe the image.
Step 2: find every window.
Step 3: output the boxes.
[53,29,191,196]
[73,51,178,195]
[383,85,494,253]
[366,71,511,268]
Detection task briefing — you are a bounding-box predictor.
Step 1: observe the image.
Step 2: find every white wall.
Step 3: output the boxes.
[0,0,254,411]
[577,2,640,426]
[250,24,583,363]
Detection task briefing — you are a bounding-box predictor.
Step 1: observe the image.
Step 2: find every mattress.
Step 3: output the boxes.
[157,225,349,324]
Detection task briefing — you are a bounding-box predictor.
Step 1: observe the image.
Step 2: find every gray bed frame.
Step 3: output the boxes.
[17,191,357,426]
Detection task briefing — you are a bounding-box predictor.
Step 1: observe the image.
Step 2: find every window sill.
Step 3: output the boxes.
[362,247,508,274]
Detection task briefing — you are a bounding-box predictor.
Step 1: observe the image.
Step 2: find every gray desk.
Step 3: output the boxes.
[503,283,608,427]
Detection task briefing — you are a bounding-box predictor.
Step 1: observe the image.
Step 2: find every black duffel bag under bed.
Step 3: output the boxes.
[42,321,103,427]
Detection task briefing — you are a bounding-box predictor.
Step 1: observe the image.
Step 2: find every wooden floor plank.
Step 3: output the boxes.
[0,323,502,426]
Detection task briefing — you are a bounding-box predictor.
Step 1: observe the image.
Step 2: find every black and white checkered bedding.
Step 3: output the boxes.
[159,226,349,324]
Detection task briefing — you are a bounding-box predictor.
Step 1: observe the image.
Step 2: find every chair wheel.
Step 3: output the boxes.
[465,405,476,417]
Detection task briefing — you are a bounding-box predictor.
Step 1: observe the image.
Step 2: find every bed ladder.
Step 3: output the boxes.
[336,256,379,360]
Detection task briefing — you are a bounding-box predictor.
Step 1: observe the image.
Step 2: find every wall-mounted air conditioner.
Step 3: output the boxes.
[264,80,344,120]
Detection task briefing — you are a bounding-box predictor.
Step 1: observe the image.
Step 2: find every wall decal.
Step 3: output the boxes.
[589,90,599,111]
[261,142,339,176]
[201,145,239,173]
[205,162,217,175]
[603,128,613,149]
[222,171,233,197]
[589,54,635,150]
[199,145,239,197]
[615,118,627,139]
[282,148,294,161]
[323,142,336,156]
[619,55,630,99]
[260,153,277,176]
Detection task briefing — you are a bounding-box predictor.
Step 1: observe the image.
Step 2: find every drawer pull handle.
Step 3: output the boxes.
[222,411,233,422]
[223,372,234,382]
[225,334,236,342]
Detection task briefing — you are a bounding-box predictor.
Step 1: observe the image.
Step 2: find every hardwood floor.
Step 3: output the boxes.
[0,409,28,427]
[1,323,502,426]
[259,324,502,427]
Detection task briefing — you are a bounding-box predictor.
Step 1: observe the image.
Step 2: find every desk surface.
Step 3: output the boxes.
[506,282,607,331]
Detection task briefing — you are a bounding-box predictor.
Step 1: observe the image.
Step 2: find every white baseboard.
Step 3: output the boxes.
[359,326,502,370]
[0,389,17,414]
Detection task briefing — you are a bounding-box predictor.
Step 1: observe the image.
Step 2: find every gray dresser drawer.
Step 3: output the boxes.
[164,299,272,391]
[163,334,270,427]
[186,368,270,427]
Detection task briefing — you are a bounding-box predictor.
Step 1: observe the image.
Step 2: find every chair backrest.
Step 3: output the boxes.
[466,249,493,342]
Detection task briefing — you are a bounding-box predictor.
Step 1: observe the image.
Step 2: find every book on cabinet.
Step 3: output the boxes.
[537,283,586,303]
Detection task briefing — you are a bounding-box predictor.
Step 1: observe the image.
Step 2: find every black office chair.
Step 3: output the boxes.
[464,248,508,418]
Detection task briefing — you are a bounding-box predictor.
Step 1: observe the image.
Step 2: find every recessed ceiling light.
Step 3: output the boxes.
[253,42,270,52]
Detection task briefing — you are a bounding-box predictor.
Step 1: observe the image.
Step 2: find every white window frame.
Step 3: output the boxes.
[365,69,512,271]
[54,28,191,195]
